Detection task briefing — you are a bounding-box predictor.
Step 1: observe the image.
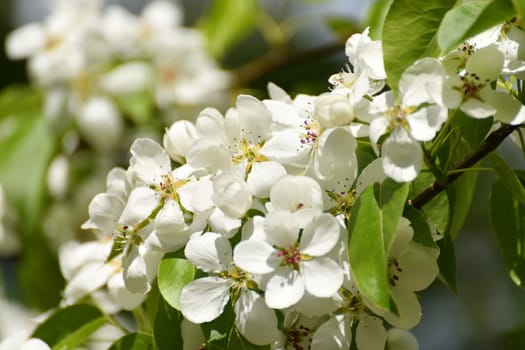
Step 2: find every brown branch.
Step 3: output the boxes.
[409,123,520,209]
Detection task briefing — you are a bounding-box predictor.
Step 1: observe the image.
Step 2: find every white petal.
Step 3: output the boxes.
[187,138,232,173]
[265,267,304,309]
[185,232,232,273]
[460,96,497,119]
[311,315,350,350]
[178,179,214,213]
[481,89,525,125]
[354,158,386,195]
[142,0,183,28]
[180,277,233,323]
[267,82,293,103]
[163,120,199,163]
[383,288,422,329]
[246,161,287,198]
[466,44,503,81]
[64,262,115,302]
[77,96,123,151]
[386,329,419,350]
[107,273,146,311]
[236,95,272,143]
[356,314,387,350]
[19,338,50,350]
[264,210,303,248]
[129,138,171,184]
[233,240,280,274]
[381,128,422,183]
[397,242,439,292]
[302,258,343,298]
[407,105,447,142]
[195,107,225,139]
[5,23,45,59]
[81,193,125,232]
[119,187,158,226]
[99,62,152,95]
[122,248,150,293]
[400,58,446,106]
[269,175,324,212]
[300,213,341,256]
[208,208,242,238]
[235,290,279,345]
[212,173,253,219]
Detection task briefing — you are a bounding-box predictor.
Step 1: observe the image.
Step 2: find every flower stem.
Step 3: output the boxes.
[409,123,519,209]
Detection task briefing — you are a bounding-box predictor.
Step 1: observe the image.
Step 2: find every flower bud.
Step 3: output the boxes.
[314,93,354,128]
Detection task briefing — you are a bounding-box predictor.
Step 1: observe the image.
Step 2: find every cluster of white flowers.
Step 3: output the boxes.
[5,0,230,151]
[51,22,525,350]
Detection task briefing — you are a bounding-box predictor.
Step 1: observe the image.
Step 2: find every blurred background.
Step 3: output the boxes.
[0,1,524,349]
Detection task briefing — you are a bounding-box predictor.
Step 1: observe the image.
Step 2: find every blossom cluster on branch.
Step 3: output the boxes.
[34,21,523,350]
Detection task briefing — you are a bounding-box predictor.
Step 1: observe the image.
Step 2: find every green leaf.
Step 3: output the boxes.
[199,0,259,58]
[154,298,184,350]
[446,170,478,239]
[436,230,458,292]
[201,301,235,348]
[490,152,525,207]
[437,0,516,53]
[382,0,455,95]
[409,172,450,233]
[157,254,195,311]
[0,85,41,119]
[228,329,271,349]
[0,113,55,231]
[490,177,525,288]
[325,16,361,40]
[403,205,438,248]
[113,92,154,125]
[348,179,409,312]
[512,0,525,18]
[31,304,107,349]
[109,333,154,350]
[366,0,393,40]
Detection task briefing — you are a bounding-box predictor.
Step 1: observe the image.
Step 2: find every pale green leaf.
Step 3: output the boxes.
[157,254,195,311]
[348,179,409,312]
[199,0,259,58]
[366,0,393,40]
[438,0,516,54]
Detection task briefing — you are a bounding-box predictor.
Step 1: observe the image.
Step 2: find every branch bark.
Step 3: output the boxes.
[409,123,520,209]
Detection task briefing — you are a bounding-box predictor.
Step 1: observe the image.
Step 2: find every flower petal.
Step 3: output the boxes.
[185,232,232,273]
[233,240,280,274]
[302,257,343,298]
[235,289,279,345]
[180,277,233,323]
[265,267,304,309]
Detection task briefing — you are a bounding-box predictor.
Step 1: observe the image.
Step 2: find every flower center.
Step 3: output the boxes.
[459,72,489,99]
[278,244,302,268]
[386,104,415,132]
[299,117,319,146]
[285,325,311,350]
[388,258,403,287]
[152,173,190,202]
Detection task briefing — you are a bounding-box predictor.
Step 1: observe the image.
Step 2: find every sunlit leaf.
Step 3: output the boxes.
[382,0,455,95]
[366,0,393,40]
[199,0,259,58]
[348,179,409,312]
[490,152,525,207]
[157,253,195,311]
[437,0,515,54]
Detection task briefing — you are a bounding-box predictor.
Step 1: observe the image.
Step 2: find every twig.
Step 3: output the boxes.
[409,123,520,209]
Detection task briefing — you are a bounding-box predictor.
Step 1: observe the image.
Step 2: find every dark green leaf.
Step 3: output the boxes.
[109,333,154,350]
[348,179,409,312]
[154,298,184,350]
[490,152,525,206]
[382,0,455,95]
[199,0,259,58]
[32,304,107,349]
[446,170,478,239]
[201,301,235,348]
[157,254,195,311]
[490,177,525,287]
[403,205,438,248]
[436,230,458,292]
[228,329,271,349]
[366,0,393,39]
[438,0,516,53]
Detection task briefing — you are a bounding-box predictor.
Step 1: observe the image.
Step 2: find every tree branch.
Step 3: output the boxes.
[409,123,520,209]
